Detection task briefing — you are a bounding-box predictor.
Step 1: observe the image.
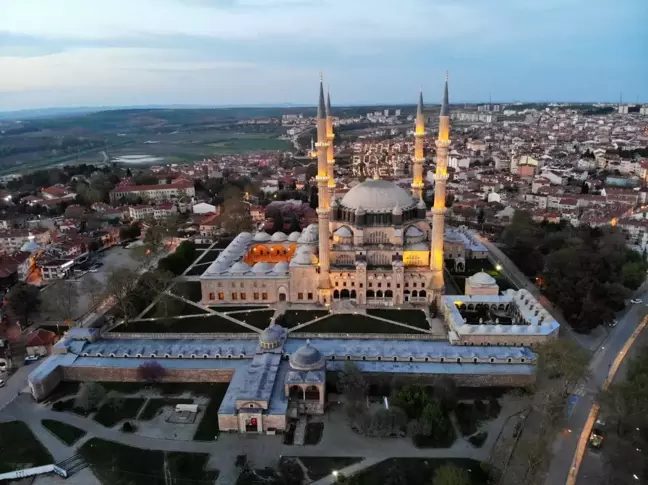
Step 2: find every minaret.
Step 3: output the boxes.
[429,73,450,293]
[411,89,425,200]
[325,90,336,199]
[316,77,332,303]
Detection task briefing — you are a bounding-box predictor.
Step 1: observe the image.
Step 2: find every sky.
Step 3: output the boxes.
[0,0,647,110]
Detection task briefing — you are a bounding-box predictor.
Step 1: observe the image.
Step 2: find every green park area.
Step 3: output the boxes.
[292,314,426,334]
[80,438,218,485]
[208,137,292,154]
[0,421,54,473]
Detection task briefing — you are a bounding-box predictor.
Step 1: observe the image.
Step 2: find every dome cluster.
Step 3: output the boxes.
[289,340,325,371]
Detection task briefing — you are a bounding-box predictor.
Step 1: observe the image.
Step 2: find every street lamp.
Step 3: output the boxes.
[495,264,502,271]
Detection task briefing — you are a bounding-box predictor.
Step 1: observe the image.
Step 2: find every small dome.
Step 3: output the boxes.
[290,340,325,371]
[271,231,287,242]
[334,226,353,238]
[291,248,313,265]
[288,231,301,242]
[392,203,402,216]
[417,199,427,209]
[237,232,252,240]
[355,205,365,215]
[331,195,339,206]
[229,261,251,274]
[253,231,271,242]
[252,262,273,274]
[297,225,318,244]
[260,322,286,349]
[468,272,496,286]
[273,261,289,274]
[21,241,40,253]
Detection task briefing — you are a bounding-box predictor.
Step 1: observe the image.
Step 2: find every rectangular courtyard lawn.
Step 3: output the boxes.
[141,296,210,319]
[93,398,146,428]
[0,421,54,473]
[195,250,220,263]
[185,263,211,276]
[113,314,256,334]
[79,438,218,485]
[193,383,229,441]
[280,310,330,328]
[366,310,429,329]
[291,314,426,334]
[229,310,275,329]
[42,419,87,446]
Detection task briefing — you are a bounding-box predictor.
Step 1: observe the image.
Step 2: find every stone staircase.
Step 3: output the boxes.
[293,415,307,446]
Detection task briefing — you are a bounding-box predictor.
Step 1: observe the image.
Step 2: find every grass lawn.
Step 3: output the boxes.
[185,263,211,276]
[292,314,426,334]
[171,281,203,302]
[296,457,362,481]
[0,421,54,473]
[139,398,194,421]
[230,310,275,329]
[208,137,292,153]
[99,382,216,397]
[41,419,87,446]
[304,422,324,445]
[141,296,209,319]
[366,310,429,329]
[454,399,501,436]
[93,398,146,428]
[280,310,329,327]
[344,458,490,485]
[113,314,255,333]
[79,438,218,485]
[196,250,220,263]
[193,384,229,441]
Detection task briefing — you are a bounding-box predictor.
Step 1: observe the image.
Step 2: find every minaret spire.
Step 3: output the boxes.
[325,87,336,200]
[411,89,425,200]
[315,75,332,304]
[429,73,451,294]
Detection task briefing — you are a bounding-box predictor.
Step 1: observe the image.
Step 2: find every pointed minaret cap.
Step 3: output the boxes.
[326,89,332,117]
[417,88,424,117]
[440,71,450,116]
[317,74,326,120]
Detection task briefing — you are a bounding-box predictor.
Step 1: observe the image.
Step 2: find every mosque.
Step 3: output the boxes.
[28,77,559,436]
[200,79,449,307]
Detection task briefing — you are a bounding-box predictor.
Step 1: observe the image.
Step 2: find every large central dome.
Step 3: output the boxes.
[340,179,416,211]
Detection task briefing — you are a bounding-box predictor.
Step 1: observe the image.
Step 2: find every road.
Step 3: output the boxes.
[0,361,37,411]
[473,231,648,484]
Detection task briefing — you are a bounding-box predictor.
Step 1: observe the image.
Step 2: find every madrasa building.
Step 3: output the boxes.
[28,77,559,435]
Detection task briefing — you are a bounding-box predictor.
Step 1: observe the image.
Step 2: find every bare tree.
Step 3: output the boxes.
[75,382,106,411]
[216,187,253,235]
[105,267,142,321]
[81,275,105,309]
[137,361,167,383]
[42,280,79,323]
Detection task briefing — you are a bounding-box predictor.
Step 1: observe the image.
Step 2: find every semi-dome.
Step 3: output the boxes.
[288,231,301,242]
[229,261,251,274]
[334,226,353,238]
[21,241,40,253]
[405,225,424,237]
[468,272,496,286]
[273,261,289,274]
[271,231,287,242]
[340,179,416,211]
[253,231,271,242]
[289,340,325,371]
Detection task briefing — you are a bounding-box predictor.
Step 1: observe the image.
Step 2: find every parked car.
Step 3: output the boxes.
[589,419,606,449]
[608,319,619,327]
[631,299,643,304]
[24,355,39,363]
[0,379,5,388]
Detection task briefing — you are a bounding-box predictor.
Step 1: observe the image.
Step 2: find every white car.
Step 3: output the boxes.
[24,355,39,363]
[0,379,5,388]
[631,299,643,304]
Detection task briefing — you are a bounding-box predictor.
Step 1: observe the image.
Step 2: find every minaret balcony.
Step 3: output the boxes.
[411,182,425,189]
[316,208,331,216]
[429,207,448,216]
[327,159,336,165]
[315,175,329,183]
[433,173,449,182]
[414,131,426,138]
[435,139,451,148]
[412,157,425,163]
[315,141,329,148]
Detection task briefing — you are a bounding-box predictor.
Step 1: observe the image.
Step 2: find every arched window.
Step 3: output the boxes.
[419,290,427,298]
[305,385,320,401]
[289,386,303,399]
[385,290,393,298]
[376,290,383,298]
[367,290,375,298]
[412,290,418,297]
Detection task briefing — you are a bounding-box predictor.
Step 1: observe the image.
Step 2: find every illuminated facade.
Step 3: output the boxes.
[201,77,453,307]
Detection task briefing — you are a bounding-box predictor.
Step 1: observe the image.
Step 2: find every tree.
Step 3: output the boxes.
[392,384,430,419]
[216,187,253,235]
[81,275,105,308]
[5,282,41,328]
[75,382,106,411]
[119,223,141,241]
[278,458,305,485]
[536,339,590,396]
[336,361,368,403]
[430,464,471,485]
[42,280,78,322]
[105,267,144,320]
[137,361,167,383]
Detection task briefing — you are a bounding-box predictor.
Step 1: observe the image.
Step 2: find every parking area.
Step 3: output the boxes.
[38,246,143,322]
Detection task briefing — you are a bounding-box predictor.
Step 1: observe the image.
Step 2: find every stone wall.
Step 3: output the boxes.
[30,366,63,401]
[458,330,557,347]
[62,366,235,383]
[218,414,238,432]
